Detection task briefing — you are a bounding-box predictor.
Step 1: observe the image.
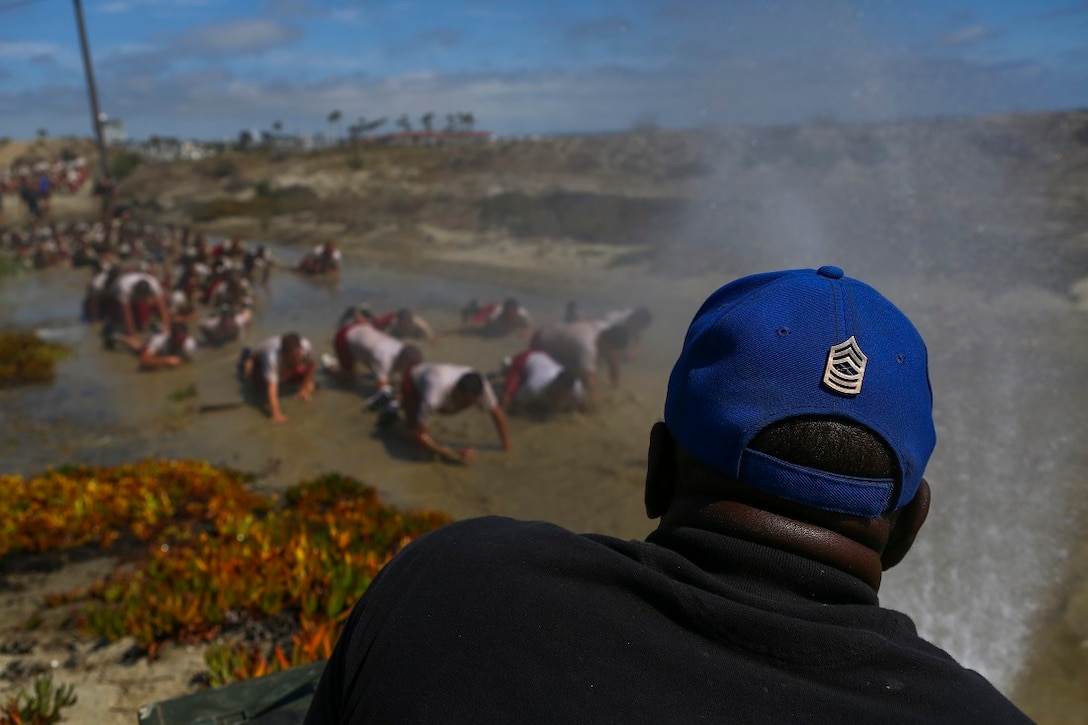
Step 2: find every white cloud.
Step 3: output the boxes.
[4,47,1088,140]
[940,24,995,47]
[0,40,79,70]
[172,18,302,55]
[94,0,212,13]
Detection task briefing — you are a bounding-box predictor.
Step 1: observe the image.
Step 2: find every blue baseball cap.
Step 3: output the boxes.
[664,266,936,518]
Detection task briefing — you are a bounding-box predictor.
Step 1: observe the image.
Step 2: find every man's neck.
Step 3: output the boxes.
[660,497,888,590]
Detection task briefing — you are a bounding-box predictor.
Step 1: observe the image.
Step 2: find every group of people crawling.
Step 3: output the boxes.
[77,225,272,371]
[42,218,652,464]
[244,295,651,465]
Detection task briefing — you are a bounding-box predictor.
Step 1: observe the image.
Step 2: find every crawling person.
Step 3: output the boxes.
[386,363,511,464]
[104,271,172,348]
[331,311,423,403]
[137,320,197,371]
[530,318,632,391]
[82,261,118,324]
[461,297,533,337]
[239,332,316,424]
[296,241,341,276]
[199,303,252,347]
[499,348,584,412]
[599,306,653,356]
[371,307,436,342]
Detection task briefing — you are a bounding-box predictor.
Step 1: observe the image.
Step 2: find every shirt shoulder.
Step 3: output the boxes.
[379,517,612,585]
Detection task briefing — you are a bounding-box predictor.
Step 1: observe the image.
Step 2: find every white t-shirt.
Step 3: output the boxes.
[345,324,404,382]
[312,245,342,263]
[254,335,314,384]
[115,272,163,303]
[531,320,610,374]
[514,351,584,404]
[90,269,112,292]
[168,289,192,314]
[410,363,498,424]
[199,311,250,341]
[145,333,197,360]
[598,308,634,328]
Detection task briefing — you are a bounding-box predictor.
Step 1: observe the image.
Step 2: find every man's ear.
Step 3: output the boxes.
[645,421,676,519]
[881,478,930,570]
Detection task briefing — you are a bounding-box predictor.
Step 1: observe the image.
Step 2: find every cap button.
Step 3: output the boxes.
[816,265,844,279]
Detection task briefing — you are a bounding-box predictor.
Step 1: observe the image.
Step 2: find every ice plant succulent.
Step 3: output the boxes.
[1,462,452,682]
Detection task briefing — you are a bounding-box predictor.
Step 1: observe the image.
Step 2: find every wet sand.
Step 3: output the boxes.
[2,240,1088,723]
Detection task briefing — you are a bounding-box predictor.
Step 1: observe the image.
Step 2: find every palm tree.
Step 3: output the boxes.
[327,110,342,145]
[396,114,412,133]
[459,112,475,132]
[421,112,435,133]
[364,117,388,134]
[347,122,361,143]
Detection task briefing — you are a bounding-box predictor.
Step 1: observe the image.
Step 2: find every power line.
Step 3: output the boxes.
[73,0,110,180]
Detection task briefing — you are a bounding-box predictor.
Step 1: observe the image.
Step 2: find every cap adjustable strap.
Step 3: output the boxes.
[739,448,894,518]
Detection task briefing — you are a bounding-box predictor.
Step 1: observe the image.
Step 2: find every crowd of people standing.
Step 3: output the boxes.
[0,156,91,222]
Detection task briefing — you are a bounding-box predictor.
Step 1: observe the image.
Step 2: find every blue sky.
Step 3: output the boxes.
[1,0,1087,140]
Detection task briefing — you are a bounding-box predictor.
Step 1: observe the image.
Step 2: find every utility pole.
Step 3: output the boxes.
[73,0,110,180]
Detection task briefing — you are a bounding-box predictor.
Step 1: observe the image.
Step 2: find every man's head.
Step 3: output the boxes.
[626,307,653,332]
[598,323,630,354]
[281,332,304,368]
[393,308,417,334]
[450,371,486,411]
[132,279,154,300]
[168,320,189,345]
[649,267,936,582]
[394,344,424,373]
[543,368,581,406]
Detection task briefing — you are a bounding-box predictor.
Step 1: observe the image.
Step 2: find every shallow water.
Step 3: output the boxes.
[1,245,1086,701]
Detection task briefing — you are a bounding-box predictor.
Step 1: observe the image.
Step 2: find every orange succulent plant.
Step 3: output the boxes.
[1,462,452,686]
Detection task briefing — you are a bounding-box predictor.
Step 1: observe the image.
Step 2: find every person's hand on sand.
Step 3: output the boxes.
[458,447,476,464]
[271,412,289,424]
[299,385,314,401]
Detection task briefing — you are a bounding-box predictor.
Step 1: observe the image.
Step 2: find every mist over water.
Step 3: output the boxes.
[653,106,1088,688]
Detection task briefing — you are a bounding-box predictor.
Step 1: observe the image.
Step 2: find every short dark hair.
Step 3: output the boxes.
[396,344,424,369]
[553,369,579,391]
[282,332,302,354]
[628,307,653,331]
[599,324,630,351]
[454,372,485,397]
[133,279,153,298]
[748,416,897,481]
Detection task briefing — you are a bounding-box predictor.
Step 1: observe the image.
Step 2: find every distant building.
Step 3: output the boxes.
[101,117,127,146]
